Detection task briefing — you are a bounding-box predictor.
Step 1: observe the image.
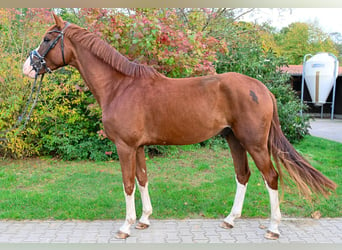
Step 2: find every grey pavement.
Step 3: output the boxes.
[0,218,341,243]
[309,118,342,143]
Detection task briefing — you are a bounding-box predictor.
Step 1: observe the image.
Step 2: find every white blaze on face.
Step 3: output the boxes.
[22,46,39,78]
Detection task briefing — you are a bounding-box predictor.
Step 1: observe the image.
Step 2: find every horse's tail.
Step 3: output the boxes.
[268,93,337,198]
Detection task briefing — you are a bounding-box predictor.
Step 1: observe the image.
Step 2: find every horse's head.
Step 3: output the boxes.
[23,13,72,78]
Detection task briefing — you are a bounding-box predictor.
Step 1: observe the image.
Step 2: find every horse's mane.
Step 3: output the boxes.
[65,24,161,79]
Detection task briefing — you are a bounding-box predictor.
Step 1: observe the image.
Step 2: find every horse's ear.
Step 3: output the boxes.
[52,12,64,28]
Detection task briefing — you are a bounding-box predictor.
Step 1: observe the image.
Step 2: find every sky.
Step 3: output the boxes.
[240,8,342,35]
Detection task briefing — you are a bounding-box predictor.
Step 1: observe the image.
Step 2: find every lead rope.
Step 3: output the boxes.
[0,72,44,142]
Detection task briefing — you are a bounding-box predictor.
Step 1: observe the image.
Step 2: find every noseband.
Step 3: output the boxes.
[29,22,70,74]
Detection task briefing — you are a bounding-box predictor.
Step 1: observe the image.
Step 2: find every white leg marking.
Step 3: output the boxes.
[138,182,153,225]
[119,185,136,235]
[265,182,281,235]
[224,176,248,227]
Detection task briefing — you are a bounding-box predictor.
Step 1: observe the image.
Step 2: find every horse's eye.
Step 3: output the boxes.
[43,37,50,43]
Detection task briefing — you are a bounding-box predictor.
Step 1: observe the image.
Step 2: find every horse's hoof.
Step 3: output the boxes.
[220,221,234,229]
[135,222,150,230]
[115,231,129,239]
[264,230,280,240]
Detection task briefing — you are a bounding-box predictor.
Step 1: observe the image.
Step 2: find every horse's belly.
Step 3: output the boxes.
[146,118,228,145]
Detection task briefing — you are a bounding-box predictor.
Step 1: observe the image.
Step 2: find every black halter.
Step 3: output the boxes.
[29,22,70,74]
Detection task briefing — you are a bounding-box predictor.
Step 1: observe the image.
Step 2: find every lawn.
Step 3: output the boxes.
[0,135,341,220]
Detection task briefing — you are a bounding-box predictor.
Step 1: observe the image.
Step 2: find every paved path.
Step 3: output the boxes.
[309,118,342,143]
[0,218,342,243]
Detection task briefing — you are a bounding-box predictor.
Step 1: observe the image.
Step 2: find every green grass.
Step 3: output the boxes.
[0,135,341,220]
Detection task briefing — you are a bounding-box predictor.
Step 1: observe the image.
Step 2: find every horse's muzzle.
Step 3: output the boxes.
[23,56,36,79]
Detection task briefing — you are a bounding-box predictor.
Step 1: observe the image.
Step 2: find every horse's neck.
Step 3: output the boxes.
[70,46,127,109]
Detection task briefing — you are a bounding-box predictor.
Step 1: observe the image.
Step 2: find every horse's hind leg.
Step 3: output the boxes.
[246,144,281,240]
[135,146,153,230]
[221,131,251,229]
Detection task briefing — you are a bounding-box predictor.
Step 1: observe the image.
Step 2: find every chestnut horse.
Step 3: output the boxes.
[23,14,336,240]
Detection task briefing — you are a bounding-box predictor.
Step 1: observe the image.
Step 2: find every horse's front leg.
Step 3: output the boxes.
[115,144,137,239]
[135,146,153,230]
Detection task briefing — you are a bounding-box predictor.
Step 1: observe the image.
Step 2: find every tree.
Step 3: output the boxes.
[81,8,228,78]
[275,22,339,64]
